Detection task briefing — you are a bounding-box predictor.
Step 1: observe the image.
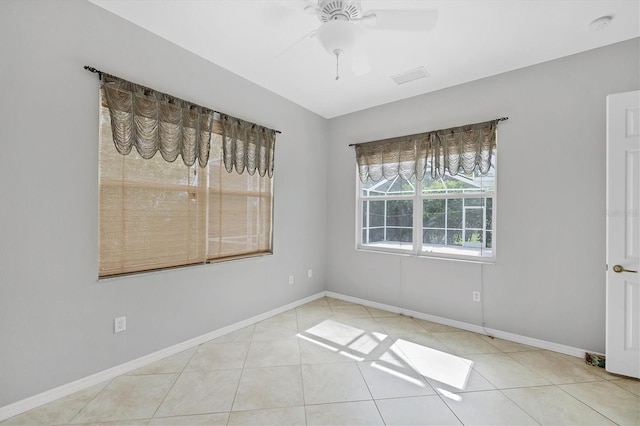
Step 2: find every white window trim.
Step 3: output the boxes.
[355,168,497,263]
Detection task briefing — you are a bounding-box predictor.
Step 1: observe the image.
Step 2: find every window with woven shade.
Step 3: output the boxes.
[98,85,274,277]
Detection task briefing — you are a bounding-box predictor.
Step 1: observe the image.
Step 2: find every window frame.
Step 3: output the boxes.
[356,163,497,263]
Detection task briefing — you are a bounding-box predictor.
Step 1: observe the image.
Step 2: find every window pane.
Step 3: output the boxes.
[362,176,415,197]
[368,201,385,227]
[421,196,493,258]
[465,208,483,228]
[207,135,272,260]
[446,230,463,246]
[447,199,463,228]
[387,200,413,227]
[423,199,445,228]
[486,198,493,231]
[361,199,412,249]
[464,198,483,207]
[422,152,496,194]
[423,229,445,244]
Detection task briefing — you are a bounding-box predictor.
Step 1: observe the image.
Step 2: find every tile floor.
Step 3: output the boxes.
[3,297,639,425]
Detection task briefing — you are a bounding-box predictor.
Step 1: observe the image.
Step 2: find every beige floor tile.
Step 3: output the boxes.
[391,331,453,354]
[557,353,621,380]
[427,367,496,394]
[326,297,358,307]
[303,297,331,308]
[2,381,109,425]
[261,309,297,323]
[70,374,177,424]
[508,350,605,384]
[347,331,398,361]
[227,406,305,425]
[300,318,372,341]
[414,318,463,333]
[611,377,640,396]
[296,307,336,324]
[252,320,299,341]
[301,362,371,404]
[560,381,640,425]
[466,353,551,388]
[477,335,541,353]
[584,365,622,380]
[244,339,301,368]
[299,338,357,364]
[148,412,229,425]
[154,370,241,417]
[375,316,427,334]
[375,395,462,425]
[398,346,476,390]
[211,325,255,343]
[331,305,373,319]
[129,348,196,375]
[432,331,502,355]
[503,385,615,425]
[296,315,337,333]
[335,317,385,334]
[365,306,400,318]
[442,389,538,425]
[184,341,249,371]
[72,419,149,425]
[305,401,384,426]
[232,366,303,411]
[357,360,435,398]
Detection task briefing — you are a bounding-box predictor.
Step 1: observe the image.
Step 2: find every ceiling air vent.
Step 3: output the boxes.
[391,67,430,85]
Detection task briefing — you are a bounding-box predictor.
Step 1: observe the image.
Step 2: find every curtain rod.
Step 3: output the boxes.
[347,117,509,147]
[84,66,282,134]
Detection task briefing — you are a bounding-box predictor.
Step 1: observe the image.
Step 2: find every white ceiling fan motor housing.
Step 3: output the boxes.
[318,0,362,22]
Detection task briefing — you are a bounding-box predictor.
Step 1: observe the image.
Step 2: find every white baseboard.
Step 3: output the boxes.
[324,291,600,359]
[0,292,325,421]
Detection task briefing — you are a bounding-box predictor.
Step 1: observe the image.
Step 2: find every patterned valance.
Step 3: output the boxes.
[100,73,277,174]
[353,120,499,183]
[221,114,276,178]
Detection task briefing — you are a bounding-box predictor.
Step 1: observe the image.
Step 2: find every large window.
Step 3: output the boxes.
[98,92,273,277]
[358,153,496,260]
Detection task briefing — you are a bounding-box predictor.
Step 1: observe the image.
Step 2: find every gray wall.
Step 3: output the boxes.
[326,38,640,354]
[0,1,328,406]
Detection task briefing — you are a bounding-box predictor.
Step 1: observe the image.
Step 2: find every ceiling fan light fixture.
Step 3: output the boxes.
[316,19,364,55]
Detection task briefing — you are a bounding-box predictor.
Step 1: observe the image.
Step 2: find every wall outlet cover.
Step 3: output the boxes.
[114,316,126,333]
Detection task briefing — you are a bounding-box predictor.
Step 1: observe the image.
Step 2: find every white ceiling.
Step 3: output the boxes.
[90,0,639,119]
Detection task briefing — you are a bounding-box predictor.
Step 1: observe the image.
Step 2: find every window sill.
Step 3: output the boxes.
[98,251,273,281]
[356,245,496,265]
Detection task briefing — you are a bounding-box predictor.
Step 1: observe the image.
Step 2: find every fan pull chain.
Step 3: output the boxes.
[333,49,343,81]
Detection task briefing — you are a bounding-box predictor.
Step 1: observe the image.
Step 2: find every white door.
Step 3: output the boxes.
[606,90,640,378]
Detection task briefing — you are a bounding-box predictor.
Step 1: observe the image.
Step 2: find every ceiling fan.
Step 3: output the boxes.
[282,0,439,80]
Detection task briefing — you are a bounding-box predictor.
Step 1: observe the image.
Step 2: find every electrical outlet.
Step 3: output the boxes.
[308,269,313,278]
[288,275,294,285]
[114,316,126,333]
[472,291,481,302]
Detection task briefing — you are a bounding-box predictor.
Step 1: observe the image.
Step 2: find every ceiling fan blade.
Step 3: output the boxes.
[360,9,438,32]
[276,29,318,59]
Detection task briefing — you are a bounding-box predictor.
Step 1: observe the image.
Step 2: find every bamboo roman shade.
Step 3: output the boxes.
[354,120,498,183]
[98,83,274,277]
